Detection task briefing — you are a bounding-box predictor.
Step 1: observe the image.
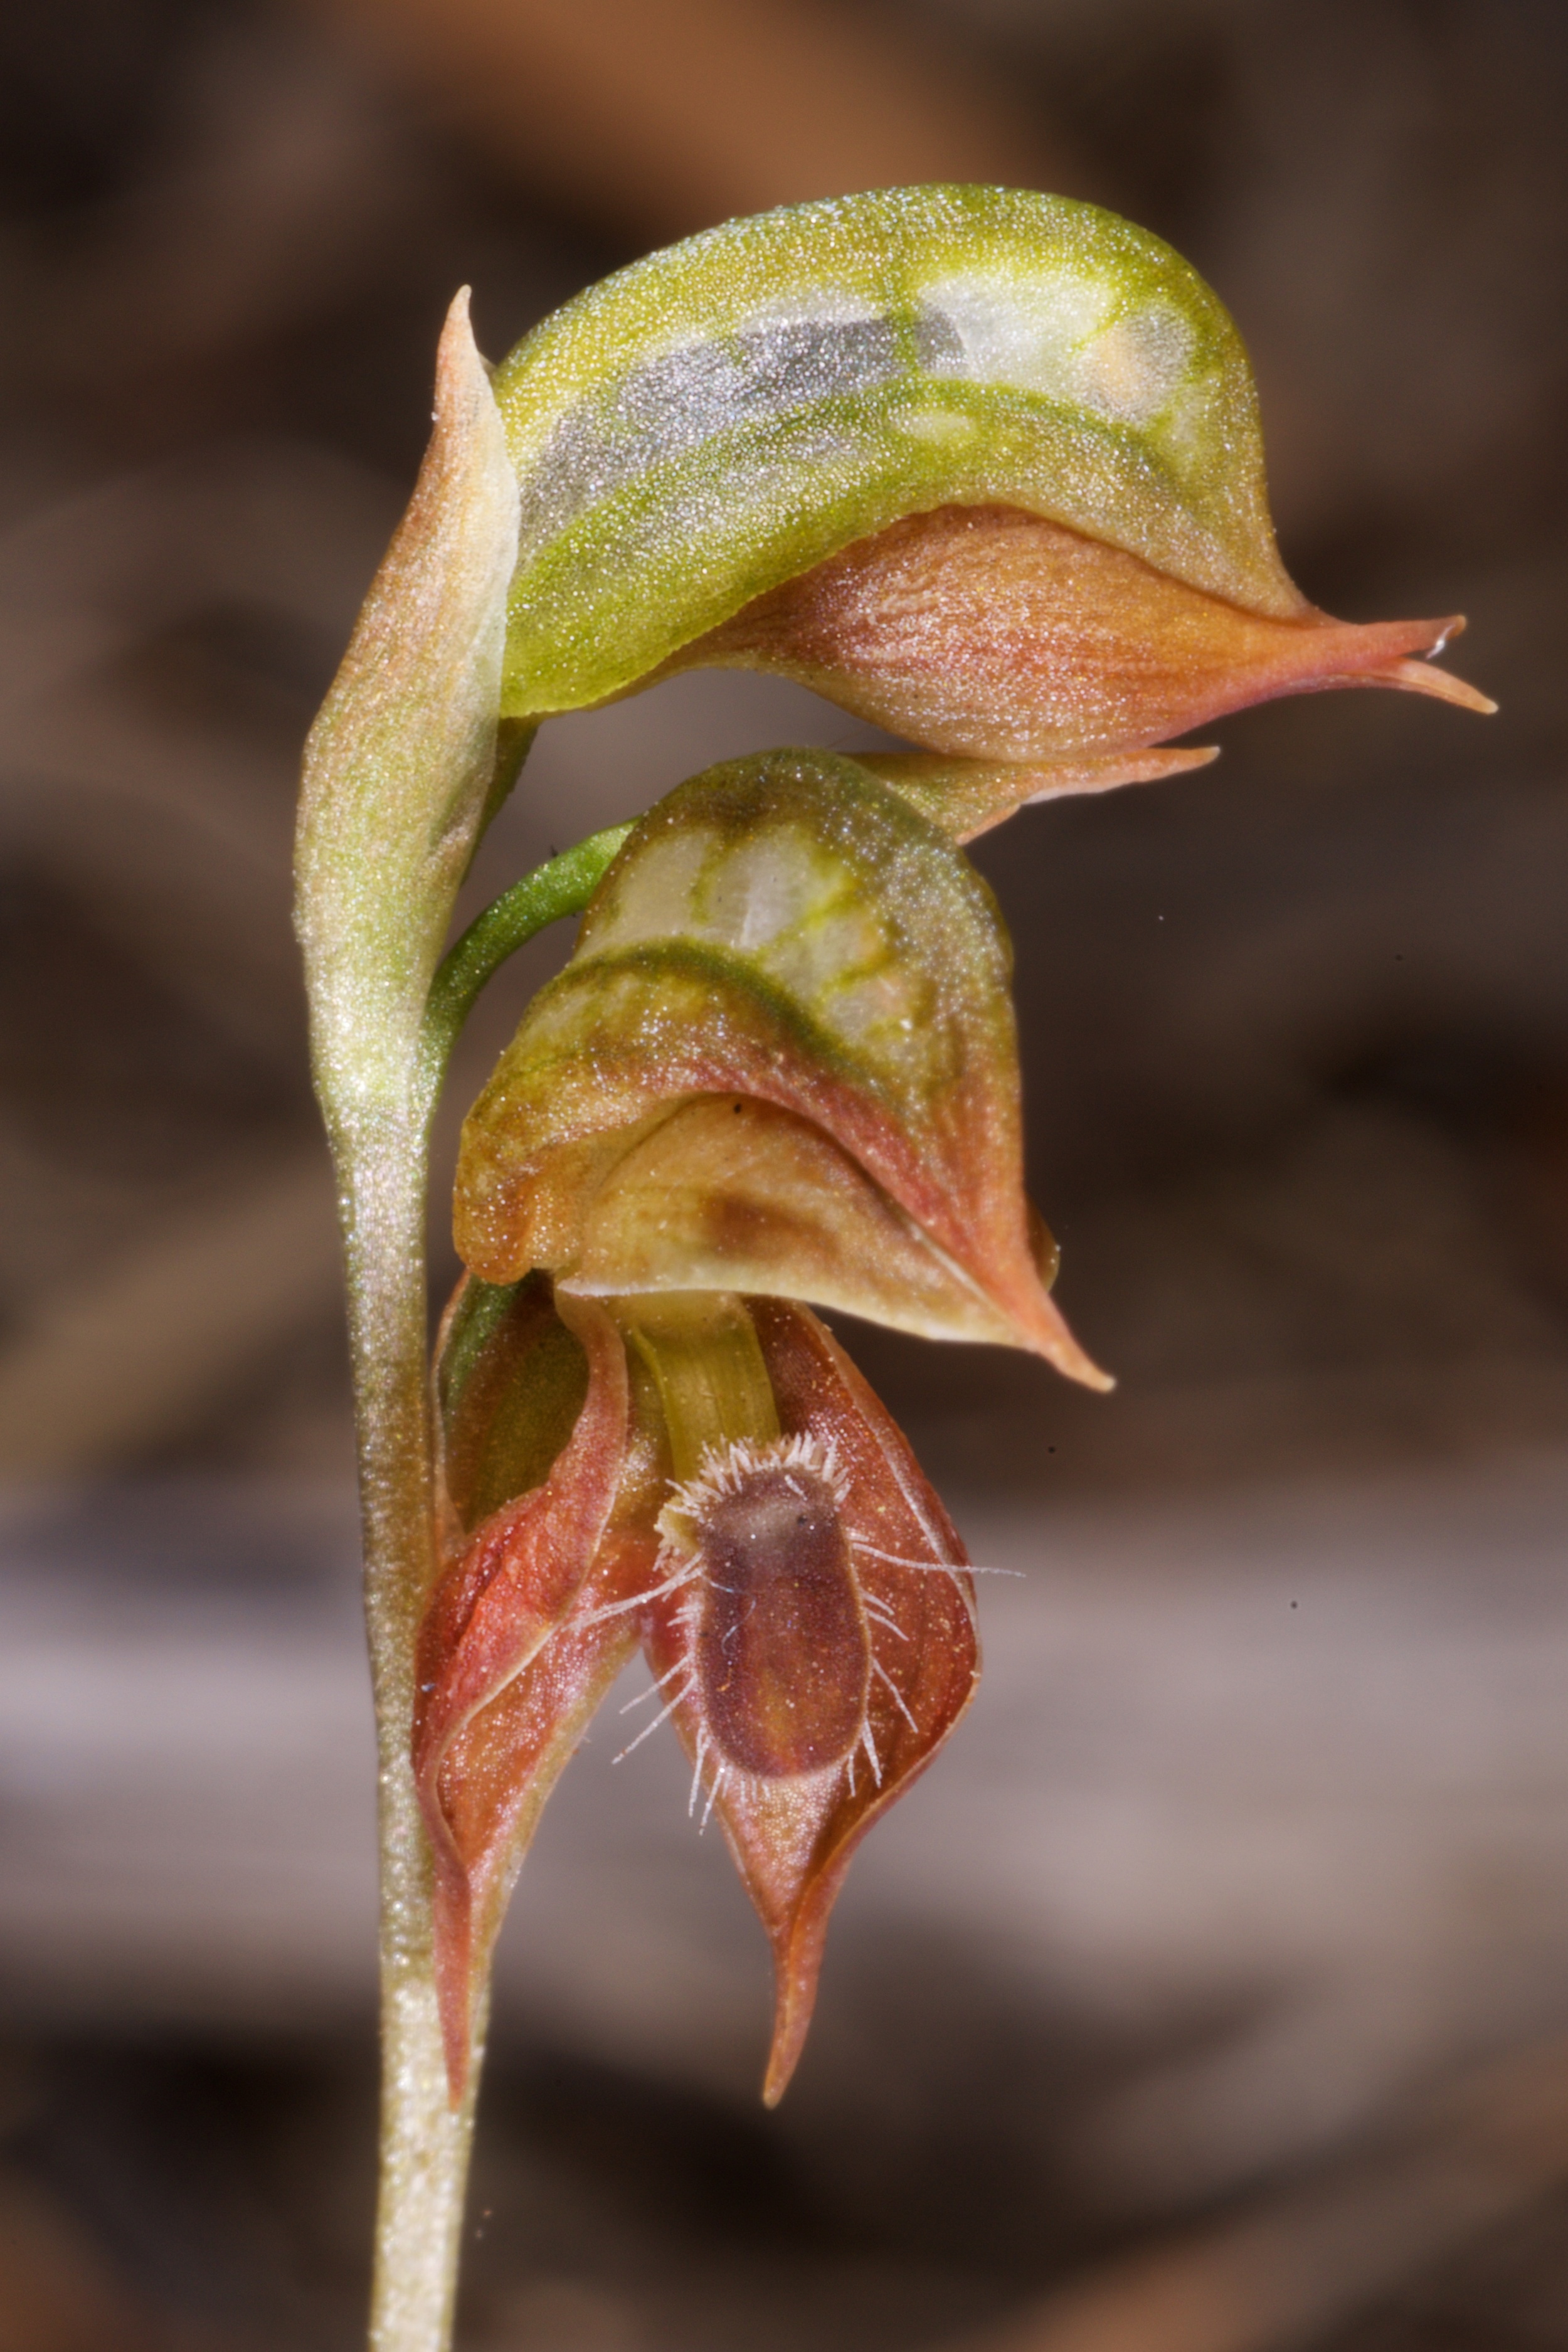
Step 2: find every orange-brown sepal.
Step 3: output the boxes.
[640,1298,979,2105]
[414,1282,637,2095]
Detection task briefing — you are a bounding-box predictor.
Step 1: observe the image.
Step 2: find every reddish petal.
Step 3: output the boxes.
[855,744,1221,841]
[413,1290,632,2094]
[433,1270,591,1543]
[423,1539,655,2098]
[678,504,1493,758]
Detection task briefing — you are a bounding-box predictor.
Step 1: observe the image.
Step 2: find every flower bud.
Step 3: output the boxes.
[492,188,1295,722]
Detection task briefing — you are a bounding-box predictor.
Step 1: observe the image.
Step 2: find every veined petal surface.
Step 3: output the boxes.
[679,504,1491,759]
[491,186,1301,718]
[415,1283,640,2092]
[455,755,1105,1384]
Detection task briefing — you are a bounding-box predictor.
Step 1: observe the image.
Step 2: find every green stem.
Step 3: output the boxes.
[423,824,633,1076]
[341,1127,480,2352]
[339,822,632,2352]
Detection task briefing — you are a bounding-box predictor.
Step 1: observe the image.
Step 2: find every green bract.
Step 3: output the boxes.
[492,185,1302,720]
[297,293,520,1143]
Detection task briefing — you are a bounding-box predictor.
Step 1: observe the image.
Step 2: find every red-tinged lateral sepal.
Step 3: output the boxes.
[639,1297,979,2105]
[673,503,1493,761]
[414,1278,645,2096]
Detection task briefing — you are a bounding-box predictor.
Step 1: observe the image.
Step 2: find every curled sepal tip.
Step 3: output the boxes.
[640,1299,980,2105]
[1339,642,1495,716]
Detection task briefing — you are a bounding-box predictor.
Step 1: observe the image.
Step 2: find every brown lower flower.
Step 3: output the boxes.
[415,1278,976,2106]
[415,749,1086,2100]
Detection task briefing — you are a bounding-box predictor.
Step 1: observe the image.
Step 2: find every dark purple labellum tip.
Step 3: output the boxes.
[689,1453,871,1779]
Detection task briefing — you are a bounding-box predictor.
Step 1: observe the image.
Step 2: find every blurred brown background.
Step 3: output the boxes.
[1,1,1566,2346]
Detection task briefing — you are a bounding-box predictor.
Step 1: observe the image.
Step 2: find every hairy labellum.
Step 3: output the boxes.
[642,1301,980,2104]
[660,1439,871,1780]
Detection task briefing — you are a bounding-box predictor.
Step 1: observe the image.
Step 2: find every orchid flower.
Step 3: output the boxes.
[416,748,1078,2111]
[293,188,1490,2352]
